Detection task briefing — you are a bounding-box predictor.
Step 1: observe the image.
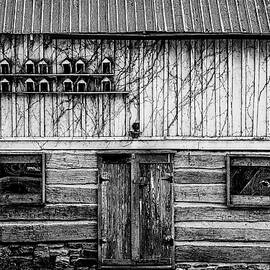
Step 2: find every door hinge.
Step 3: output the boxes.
[99,171,110,183]
[99,237,107,245]
[161,172,173,183]
[138,176,148,186]
[163,235,174,246]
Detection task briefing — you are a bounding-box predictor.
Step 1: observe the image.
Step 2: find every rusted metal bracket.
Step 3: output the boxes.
[138,176,148,186]
[163,235,174,246]
[161,172,173,183]
[99,172,111,183]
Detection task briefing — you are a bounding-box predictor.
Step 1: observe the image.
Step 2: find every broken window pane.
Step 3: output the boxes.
[228,155,270,207]
[0,154,43,204]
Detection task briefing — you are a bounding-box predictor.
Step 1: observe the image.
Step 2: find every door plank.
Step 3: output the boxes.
[100,155,132,264]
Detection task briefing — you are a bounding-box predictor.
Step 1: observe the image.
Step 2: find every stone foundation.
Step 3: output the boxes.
[176,263,270,270]
[0,242,97,270]
[0,248,269,270]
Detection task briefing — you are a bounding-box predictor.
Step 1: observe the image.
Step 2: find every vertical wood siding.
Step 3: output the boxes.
[0,35,270,138]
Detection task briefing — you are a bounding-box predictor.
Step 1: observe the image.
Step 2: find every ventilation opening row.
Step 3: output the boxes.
[0,78,112,92]
[0,58,112,74]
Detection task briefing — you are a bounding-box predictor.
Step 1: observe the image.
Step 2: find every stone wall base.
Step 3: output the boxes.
[0,242,97,270]
[176,263,270,270]
[0,245,269,270]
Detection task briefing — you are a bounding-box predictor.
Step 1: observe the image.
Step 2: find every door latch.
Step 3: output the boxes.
[163,235,174,246]
[161,172,173,183]
[99,171,110,183]
[138,176,148,187]
[99,238,107,245]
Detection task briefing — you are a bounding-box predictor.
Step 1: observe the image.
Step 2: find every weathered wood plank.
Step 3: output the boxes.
[46,169,97,184]
[0,221,97,242]
[175,242,270,262]
[174,205,270,222]
[174,184,226,203]
[181,40,191,136]
[218,39,229,136]
[46,152,97,169]
[232,39,242,136]
[46,185,97,204]
[230,156,270,167]
[174,152,225,169]
[174,169,226,184]
[0,204,97,221]
[231,195,270,206]
[175,222,270,241]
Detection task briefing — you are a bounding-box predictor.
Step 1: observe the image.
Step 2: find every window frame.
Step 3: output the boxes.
[0,152,45,205]
[227,154,270,208]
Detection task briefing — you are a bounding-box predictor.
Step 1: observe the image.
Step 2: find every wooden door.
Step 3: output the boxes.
[98,154,132,265]
[134,154,174,265]
[99,153,174,268]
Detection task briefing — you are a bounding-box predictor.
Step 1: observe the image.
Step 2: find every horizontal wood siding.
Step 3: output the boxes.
[174,151,270,263]
[0,221,97,242]
[0,36,270,138]
[175,243,270,263]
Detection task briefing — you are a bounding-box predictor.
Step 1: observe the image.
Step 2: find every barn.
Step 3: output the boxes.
[0,0,270,269]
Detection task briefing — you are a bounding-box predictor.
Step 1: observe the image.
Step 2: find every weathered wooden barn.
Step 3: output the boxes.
[0,0,270,269]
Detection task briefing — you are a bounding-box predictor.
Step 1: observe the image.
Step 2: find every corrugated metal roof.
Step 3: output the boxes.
[0,0,270,35]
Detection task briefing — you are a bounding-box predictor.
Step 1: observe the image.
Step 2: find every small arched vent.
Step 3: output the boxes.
[102,58,111,74]
[75,59,85,73]
[63,78,73,92]
[101,77,111,92]
[38,59,48,74]
[77,79,87,92]
[62,59,72,74]
[25,60,35,74]
[25,78,35,92]
[0,79,10,92]
[39,79,49,92]
[0,59,10,74]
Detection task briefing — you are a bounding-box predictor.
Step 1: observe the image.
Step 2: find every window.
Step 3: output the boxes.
[77,79,86,92]
[38,59,48,74]
[25,60,35,74]
[25,78,35,92]
[39,79,49,92]
[63,79,73,92]
[0,153,45,205]
[75,59,85,73]
[227,154,270,207]
[62,59,72,74]
[101,77,111,92]
[0,79,10,92]
[102,58,111,74]
[0,59,10,74]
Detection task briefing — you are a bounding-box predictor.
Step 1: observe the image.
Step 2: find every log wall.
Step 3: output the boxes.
[0,151,98,269]
[0,150,269,267]
[174,151,270,263]
[1,35,270,138]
